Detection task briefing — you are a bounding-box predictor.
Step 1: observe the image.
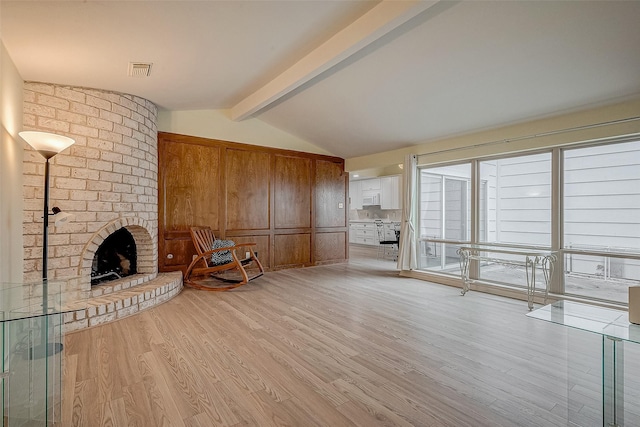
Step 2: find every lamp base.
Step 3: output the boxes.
[28,342,64,360]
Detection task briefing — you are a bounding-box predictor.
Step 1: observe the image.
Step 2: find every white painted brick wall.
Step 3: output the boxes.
[22,82,159,287]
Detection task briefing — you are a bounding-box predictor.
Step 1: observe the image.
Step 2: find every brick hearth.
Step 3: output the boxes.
[64,272,182,332]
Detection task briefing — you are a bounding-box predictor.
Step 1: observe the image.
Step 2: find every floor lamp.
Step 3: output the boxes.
[19,131,75,358]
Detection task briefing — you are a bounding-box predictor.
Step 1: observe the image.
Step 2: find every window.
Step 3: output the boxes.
[414,138,640,305]
[563,141,640,303]
[479,153,552,247]
[417,164,471,273]
[476,153,552,286]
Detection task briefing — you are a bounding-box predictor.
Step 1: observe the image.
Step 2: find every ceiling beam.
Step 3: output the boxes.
[230,0,438,121]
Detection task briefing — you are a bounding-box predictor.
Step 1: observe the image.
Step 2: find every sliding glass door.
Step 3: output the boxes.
[477,153,552,287]
[563,140,640,303]
[418,164,470,273]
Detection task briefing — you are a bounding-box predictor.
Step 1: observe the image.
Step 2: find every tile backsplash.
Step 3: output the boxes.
[349,206,402,221]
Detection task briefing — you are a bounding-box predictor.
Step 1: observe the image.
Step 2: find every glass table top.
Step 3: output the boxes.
[0,281,87,322]
[527,300,640,344]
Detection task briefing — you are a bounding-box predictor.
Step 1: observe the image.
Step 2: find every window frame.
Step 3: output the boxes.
[417,162,472,273]
[414,135,640,305]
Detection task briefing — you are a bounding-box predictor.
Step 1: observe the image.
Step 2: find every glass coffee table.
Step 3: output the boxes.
[528,300,639,427]
[2,281,86,425]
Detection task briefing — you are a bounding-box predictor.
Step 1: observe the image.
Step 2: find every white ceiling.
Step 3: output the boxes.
[2,1,640,159]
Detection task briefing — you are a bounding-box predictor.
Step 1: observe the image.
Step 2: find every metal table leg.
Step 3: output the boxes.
[603,335,624,427]
[525,255,537,310]
[541,254,555,306]
[458,248,471,296]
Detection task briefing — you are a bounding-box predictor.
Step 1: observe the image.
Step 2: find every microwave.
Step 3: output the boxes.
[362,193,380,206]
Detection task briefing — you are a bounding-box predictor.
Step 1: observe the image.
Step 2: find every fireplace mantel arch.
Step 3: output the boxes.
[79,217,158,290]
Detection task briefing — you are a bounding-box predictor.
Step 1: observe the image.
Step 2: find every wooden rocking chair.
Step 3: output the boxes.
[184,226,264,291]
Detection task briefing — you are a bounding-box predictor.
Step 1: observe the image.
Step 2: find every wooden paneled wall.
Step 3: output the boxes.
[158,132,348,273]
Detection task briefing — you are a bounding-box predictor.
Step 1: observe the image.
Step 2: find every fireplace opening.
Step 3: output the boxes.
[91,228,137,285]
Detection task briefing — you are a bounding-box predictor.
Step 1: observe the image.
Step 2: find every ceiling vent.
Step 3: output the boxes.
[128,62,152,78]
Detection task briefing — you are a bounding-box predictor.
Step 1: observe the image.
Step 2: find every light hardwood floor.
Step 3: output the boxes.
[63,247,640,426]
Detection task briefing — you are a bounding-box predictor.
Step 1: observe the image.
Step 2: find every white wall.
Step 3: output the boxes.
[0,41,24,283]
[158,109,333,156]
[346,98,640,171]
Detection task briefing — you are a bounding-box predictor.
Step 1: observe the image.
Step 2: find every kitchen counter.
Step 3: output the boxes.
[349,220,400,245]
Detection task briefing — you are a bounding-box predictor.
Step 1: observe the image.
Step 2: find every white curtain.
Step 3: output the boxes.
[397,154,418,270]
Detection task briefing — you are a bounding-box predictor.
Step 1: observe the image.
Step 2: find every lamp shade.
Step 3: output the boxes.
[52,210,74,226]
[19,131,75,159]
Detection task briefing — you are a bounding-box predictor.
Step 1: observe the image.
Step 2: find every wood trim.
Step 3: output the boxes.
[310,158,317,265]
[270,152,277,270]
[159,132,344,163]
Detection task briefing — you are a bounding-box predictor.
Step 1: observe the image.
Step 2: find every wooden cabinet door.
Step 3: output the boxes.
[275,155,311,229]
[225,149,270,231]
[159,140,220,231]
[274,234,311,268]
[315,232,346,262]
[315,160,347,228]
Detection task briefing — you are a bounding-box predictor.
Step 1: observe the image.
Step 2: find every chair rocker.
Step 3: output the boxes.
[184,226,264,291]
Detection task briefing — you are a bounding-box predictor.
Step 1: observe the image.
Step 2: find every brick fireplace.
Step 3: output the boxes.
[22,82,180,329]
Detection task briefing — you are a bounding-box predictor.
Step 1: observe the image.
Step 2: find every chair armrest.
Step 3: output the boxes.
[232,242,257,249]
[200,246,238,257]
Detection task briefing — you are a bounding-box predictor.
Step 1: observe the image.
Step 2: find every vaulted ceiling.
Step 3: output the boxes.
[3,1,640,158]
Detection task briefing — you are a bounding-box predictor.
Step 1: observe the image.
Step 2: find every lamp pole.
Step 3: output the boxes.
[19,131,75,360]
[42,157,51,313]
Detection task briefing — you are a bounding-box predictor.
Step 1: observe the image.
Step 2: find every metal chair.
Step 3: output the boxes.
[374,220,399,260]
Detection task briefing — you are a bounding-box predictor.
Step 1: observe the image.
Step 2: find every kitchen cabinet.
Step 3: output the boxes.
[349,221,400,246]
[361,178,381,206]
[349,221,378,245]
[348,223,357,243]
[360,178,381,191]
[351,178,381,208]
[361,179,381,206]
[381,175,402,210]
[350,176,401,210]
[349,180,363,210]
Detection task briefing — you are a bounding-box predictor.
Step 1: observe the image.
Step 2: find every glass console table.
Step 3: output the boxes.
[528,301,638,427]
[1,282,85,426]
